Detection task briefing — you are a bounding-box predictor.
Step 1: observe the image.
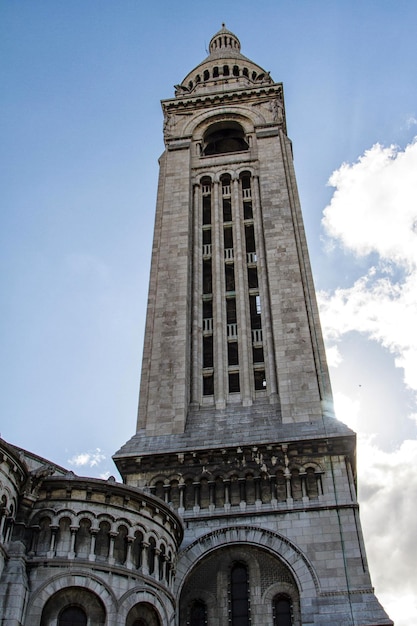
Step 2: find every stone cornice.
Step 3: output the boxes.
[115,434,356,474]
[162,83,284,114]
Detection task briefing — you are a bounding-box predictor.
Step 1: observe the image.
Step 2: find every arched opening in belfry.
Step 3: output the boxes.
[202,121,249,155]
[179,544,301,625]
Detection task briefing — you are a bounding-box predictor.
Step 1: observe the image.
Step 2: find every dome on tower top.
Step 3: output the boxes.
[175,25,274,97]
[209,23,241,56]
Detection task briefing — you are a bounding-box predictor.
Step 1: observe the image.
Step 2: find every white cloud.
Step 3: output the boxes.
[358,436,417,626]
[322,139,417,268]
[320,138,417,626]
[68,448,106,467]
[319,138,417,394]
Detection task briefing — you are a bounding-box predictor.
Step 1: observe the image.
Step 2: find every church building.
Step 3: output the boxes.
[0,26,392,626]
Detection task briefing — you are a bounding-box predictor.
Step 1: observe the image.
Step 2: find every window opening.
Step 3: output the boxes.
[203,229,212,245]
[189,600,207,626]
[226,298,237,324]
[203,259,212,294]
[228,342,239,366]
[245,224,256,254]
[254,369,266,391]
[233,65,239,76]
[230,563,250,625]
[306,467,319,499]
[249,295,262,329]
[223,65,230,76]
[229,372,240,394]
[273,595,293,626]
[58,606,87,626]
[148,538,156,574]
[202,195,211,225]
[247,267,258,289]
[252,345,264,363]
[203,299,213,333]
[242,68,249,77]
[203,374,214,396]
[213,66,219,78]
[202,228,212,257]
[224,227,234,259]
[203,122,248,155]
[203,335,214,368]
[223,198,232,222]
[243,201,253,220]
[203,69,209,81]
[225,264,236,292]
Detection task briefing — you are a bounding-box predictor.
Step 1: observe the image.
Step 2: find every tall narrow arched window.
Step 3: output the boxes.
[58,606,87,626]
[230,562,250,625]
[273,595,293,626]
[188,599,207,626]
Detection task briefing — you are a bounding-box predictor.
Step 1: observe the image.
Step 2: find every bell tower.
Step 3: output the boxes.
[114,26,392,625]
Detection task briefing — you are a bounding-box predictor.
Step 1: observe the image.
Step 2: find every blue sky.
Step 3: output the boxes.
[1,2,417,623]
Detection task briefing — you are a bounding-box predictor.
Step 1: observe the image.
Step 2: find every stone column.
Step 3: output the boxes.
[108,531,117,565]
[141,542,150,575]
[285,470,292,502]
[270,474,277,505]
[213,180,226,408]
[69,526,77,559]
[154,548,160,578]
[233,176,252,405]
[193,481,200,513]
[125,537,134,570]
[178,482,185,514]
[47,525,58,558]
[224,479,231,510]
[301,470,309,502]
[191,182,201,404]
[163,483,170,504]
[89,529,98,562]
[252,175,278,400]
[239,477,247,509]
[208,480,215,510]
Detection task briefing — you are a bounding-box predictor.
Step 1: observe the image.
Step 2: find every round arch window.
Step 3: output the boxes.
[203,122,248,156]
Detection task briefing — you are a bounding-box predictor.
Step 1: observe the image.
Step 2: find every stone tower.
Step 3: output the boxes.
[114,26,392,625]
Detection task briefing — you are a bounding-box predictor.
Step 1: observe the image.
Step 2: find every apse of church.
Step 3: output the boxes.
[0,25,392,626]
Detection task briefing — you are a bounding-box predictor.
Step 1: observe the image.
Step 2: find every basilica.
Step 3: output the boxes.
[0,26,392,626]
